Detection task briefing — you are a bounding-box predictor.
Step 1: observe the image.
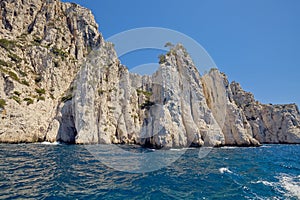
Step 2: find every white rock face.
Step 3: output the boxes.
[202,70,260,146]
[0,0,102,143]
[0,0,299,147]
[230,82,300,144]
[64,45,225,147]
[148,47,225,147]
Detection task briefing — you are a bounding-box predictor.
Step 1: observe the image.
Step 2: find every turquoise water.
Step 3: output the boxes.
[0,144,299,199]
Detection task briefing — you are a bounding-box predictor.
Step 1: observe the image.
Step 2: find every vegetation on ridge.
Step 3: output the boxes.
[0,38,17,51]
[0,99,6,109]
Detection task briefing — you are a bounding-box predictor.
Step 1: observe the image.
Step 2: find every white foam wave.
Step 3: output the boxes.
[40,141,61,145]
[221,146,238,149]
[253,174,300,199]
[169,148,183,151]
[278,174,300,198]
[260,145,272,148]
[169,147,198,151]
[254,180,274,187]
[147,148,156,152]
[219,167,233,174]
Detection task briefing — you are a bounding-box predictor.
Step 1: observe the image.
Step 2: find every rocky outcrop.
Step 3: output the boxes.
[48,44,225,148]
[202,70,300,145]
[0,0,299,147]
[48,42,300,147]
[202,70,260,146]
[0,0,102,143]
[230,82,300,144]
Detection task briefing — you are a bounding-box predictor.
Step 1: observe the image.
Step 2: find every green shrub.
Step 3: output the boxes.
[8,71,20,82]
[24,97,34,105]
[47,21,55,27]
[158,54,166,64]
[87,46,93,54]
[21,79,30,86]
[0,39,16,51]
[136,89,142,95]
[49,93,55,100]
[0,59,9,67]
[136,89,152,98]
[51,46,67,58]
[164,42,174,48]
[35,88,46,95]
[35,75,42,83]
[33,37,42,45]
[0,66,8,74]
[62,94,72,102]
[131,114,139,119]
[37,96,45,101]
[0,99,6,109]
[8,53,22,63]
[17,33,28,42]
[14,91,21,96]
[19,70,27,77]
[12,96,21,104]
[108,106,116,110]
[166,49,176,56]
[98,89,106,95]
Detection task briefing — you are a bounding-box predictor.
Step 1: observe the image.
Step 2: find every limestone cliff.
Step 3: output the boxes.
[202,70,300,145]
[230,82,300,144]
[202,70,260,146]
[0,0,102,142]
[0,0,299,147]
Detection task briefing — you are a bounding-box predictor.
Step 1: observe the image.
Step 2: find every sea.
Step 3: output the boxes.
[0,143,299,199]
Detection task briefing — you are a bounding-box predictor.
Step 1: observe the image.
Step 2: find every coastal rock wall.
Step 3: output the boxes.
[0,0,299,146]
[57,44,225,148]
[202,70,300,145]
[202,70,260,146]
[0,0,102,143]
[230,82,300,144]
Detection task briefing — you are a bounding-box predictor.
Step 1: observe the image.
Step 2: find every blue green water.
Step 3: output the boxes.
[0,144,299,199]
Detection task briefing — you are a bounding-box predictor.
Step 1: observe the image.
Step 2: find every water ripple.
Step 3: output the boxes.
[0,144,299,199]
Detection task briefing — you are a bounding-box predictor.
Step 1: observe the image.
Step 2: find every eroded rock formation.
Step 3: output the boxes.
[0,0,299,147]
[0,0,101,142]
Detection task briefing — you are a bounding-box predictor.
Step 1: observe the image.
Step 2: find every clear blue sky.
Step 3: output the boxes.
[62,0,300,106]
